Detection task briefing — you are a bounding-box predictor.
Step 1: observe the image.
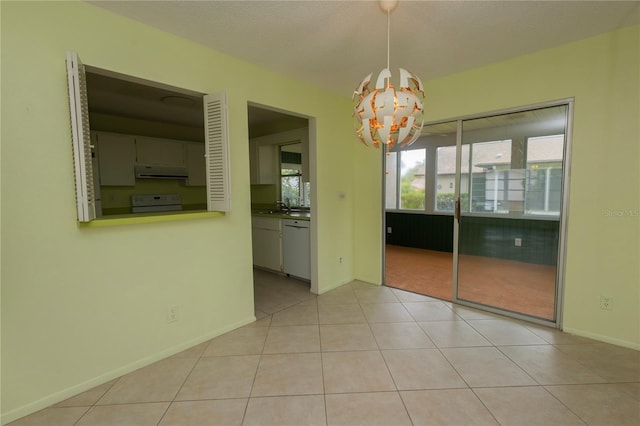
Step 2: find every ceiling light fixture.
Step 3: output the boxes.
[352,0,425,150]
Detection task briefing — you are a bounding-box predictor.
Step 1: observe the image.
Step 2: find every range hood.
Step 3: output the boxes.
[134,164,188,179]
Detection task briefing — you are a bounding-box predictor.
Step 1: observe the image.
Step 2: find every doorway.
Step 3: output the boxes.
[384,101,572,325]
[247,104,318,296]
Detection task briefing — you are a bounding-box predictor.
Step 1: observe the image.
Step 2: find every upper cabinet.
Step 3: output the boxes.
[258,144,277,184]
[250,141,277,184]
[135,136,185,167]
[249,128,308,185]
[93,131,206,187]
[95,132,136,186]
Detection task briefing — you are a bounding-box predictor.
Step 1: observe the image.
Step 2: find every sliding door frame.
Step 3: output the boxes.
[452,98,574,328]
[382,98,574,329]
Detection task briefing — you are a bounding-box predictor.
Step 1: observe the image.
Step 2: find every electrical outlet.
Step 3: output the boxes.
[167,305,179,323]
[387,227,392,234]
[600,296,613,311]
[339,257,343,264]
[515,238,522,247]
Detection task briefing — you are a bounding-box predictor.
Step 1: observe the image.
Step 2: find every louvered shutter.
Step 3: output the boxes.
[204,92,231,212]
[66,51,96,222]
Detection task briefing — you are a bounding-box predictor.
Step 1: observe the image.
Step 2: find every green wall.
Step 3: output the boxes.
[0,2,354,423]
[354,25,640,348]
[423,25,640,348]
[1,1,638,423]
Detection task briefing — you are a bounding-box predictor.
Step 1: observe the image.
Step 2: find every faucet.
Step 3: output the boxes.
[275,199,290,213]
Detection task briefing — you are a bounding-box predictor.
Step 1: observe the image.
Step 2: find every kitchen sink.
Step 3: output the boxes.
[256,209,310,218]
[287,212,311,218]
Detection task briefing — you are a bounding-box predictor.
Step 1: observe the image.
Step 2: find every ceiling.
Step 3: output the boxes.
[90,0,640,97]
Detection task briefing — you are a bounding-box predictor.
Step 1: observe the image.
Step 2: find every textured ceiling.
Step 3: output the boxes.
[90,0,640,97]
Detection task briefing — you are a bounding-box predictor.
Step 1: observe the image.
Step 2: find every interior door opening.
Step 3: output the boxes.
[247,103,318,295]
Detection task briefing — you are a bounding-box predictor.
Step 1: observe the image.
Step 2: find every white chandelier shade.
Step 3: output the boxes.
[351,0,425,150]
[352,67,425,149]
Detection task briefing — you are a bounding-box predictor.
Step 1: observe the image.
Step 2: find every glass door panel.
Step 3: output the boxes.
[384,121,456,300]
[455,105,569,321]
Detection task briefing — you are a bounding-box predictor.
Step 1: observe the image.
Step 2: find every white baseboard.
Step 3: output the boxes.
[316,278,369,295]
[562,326,640,350]
[1,316,256,425]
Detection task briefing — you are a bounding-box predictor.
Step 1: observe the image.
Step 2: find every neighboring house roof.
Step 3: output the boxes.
[435,136,563,175]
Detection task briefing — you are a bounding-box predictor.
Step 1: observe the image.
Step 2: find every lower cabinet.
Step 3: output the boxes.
[282,219,310,280]
[251,217,282,271]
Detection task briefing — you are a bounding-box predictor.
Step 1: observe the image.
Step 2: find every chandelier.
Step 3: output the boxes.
[352,0,425,150]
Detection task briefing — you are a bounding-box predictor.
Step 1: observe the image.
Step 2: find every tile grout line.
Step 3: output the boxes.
[240,311,272,424]
[70,378,119,426]
[369,289,418,425]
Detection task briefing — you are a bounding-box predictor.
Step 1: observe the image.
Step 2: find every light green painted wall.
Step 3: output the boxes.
[354,25,640,347]
[2,1,638,422]
[0,1,354,422]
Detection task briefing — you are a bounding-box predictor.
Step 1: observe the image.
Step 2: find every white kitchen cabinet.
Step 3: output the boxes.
[251,217,282,271]
[94,131,136,186]
[257,144,276,184]
[250,141,277,184]
[185,142,206,186]
[136,136,185,167]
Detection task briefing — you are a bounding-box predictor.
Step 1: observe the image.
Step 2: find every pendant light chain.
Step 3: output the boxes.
[352,1,425,149]
[386,9,391,71]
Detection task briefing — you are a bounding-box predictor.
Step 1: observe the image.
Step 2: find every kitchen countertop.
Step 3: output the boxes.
[252,211,311,221]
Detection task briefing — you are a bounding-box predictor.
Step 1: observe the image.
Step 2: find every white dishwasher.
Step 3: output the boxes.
[282,219,310,281]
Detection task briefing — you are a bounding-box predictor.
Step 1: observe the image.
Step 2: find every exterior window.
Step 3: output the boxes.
[280,143,310,208]
[466,140,512,214]
[280,167,310,208]
[385,108,567,218]
[525,135,564,216]
[399,149,426,210]
[281,168,301,207]
[435,145,469,212]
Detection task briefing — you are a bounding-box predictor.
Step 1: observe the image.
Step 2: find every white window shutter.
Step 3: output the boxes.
[66,51,96,222]
[204,92,231,212]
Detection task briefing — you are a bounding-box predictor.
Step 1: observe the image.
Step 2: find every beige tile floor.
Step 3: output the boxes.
[10,269,640,425]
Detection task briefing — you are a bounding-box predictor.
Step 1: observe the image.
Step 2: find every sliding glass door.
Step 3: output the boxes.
[383,101,572,324]
[453,104,571,322]
[384,122,457,300]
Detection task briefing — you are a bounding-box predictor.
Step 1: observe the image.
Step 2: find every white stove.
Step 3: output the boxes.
[131,194,182,213]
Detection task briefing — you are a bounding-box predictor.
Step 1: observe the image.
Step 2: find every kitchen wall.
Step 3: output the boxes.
[91,113,208,213]
[0,2,354,423]
[250,184,278,207]
[101,181,207,214]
